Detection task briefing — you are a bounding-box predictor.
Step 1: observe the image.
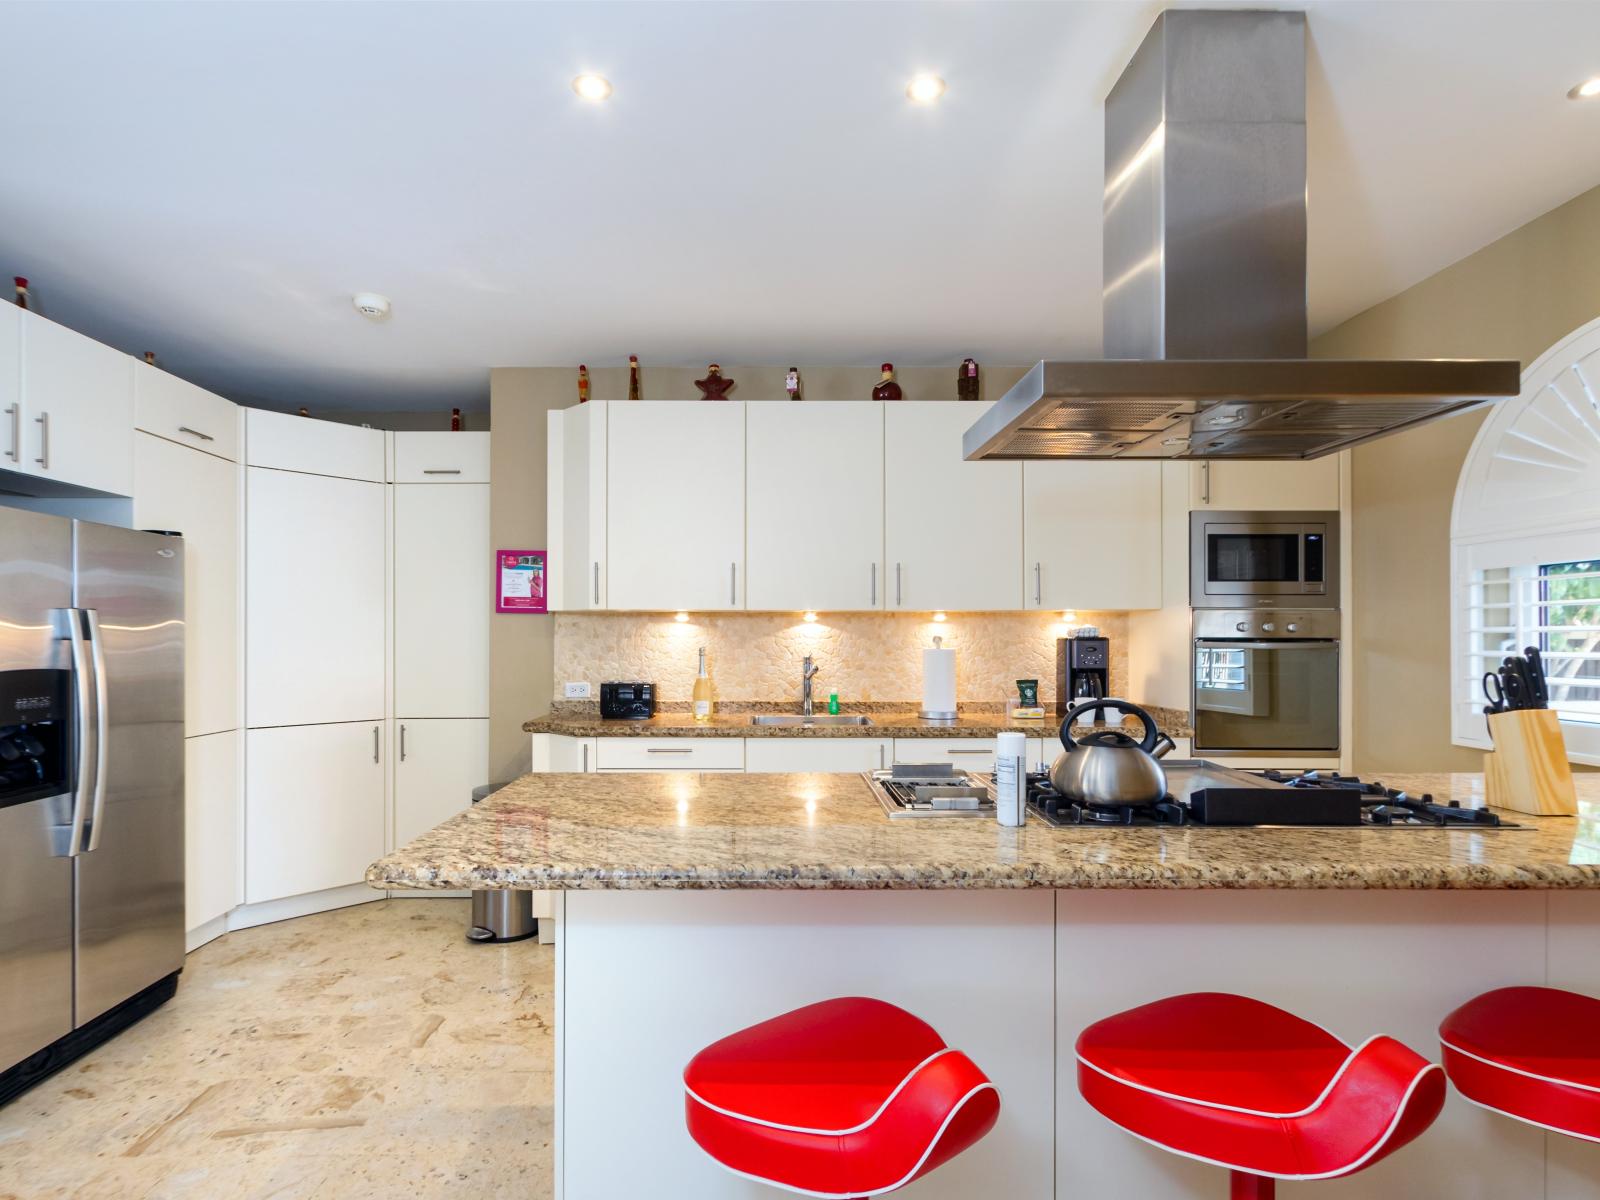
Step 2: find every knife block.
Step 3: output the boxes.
[1483,708,1578,816]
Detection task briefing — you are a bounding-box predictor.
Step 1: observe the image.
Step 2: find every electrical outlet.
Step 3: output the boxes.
[564,682,592,699]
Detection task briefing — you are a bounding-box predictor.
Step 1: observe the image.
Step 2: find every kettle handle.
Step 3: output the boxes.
[1059,699,1160,753]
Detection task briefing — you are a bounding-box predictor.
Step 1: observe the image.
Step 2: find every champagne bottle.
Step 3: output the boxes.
[450,407,462,431]
[13,277,29,310]
[692,647,714,723]
[628,355,641,401]
[872,362,903,402]
[577,364,590,404]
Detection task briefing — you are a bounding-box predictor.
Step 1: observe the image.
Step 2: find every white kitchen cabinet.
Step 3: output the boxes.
[17,309,134,494]
[245,721,386,904]
[533,733,598,773]
[1189,458,1340,510]
[0,303,19,469]
[246,465,386,726]
[893,736,1001,772]
[393,480,490,718]
[607,402,744,610]
[746,403,884,611]
[1023,461,1161,610]
[133,431,240,737]
[594,737,745,772]
[885,403,1023,611]
[186,728,239,934]
[744,737,891,773]
[393,431,489,483]
[133,361,240,461]
[548,402,608,610]
[394,718,489,847]
[245,407,386,482]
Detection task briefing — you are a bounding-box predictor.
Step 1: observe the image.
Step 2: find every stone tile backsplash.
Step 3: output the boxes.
[553,611,1129,707]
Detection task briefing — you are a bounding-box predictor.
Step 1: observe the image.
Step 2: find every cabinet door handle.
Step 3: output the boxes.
[422,468,460,475]
[3,404,18,463]
[646,747,693,754]
[34,411,49,469]
[373,726,380,763]
[947,748,991,755]
[870,562,877,606]
[593,562,600,606]
[400,723,407,762]
[1034,562,1042,606]
[730,563,737,606]
[896,562,902,607]
[879,743,885,769]
[1201,461,1212,505]
[582,743,589,772]
[177,425,215,442]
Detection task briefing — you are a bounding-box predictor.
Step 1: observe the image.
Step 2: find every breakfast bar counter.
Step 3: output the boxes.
[368,771,1600,1199]
[367,769,1600,892]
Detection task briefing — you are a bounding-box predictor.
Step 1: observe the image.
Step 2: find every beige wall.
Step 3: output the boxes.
[1312,184,1600,773]
[488,364,1029,779]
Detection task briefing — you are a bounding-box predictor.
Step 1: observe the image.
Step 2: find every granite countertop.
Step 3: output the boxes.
[524,703,1194,740]
[368,770,1600,892]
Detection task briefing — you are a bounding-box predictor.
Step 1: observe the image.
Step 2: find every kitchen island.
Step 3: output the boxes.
[369,772,1600,1199]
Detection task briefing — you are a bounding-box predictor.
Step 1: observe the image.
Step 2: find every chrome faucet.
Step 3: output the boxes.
[801,655,821,717]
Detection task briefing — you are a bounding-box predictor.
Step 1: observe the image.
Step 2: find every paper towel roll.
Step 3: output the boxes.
[921,646,957,720]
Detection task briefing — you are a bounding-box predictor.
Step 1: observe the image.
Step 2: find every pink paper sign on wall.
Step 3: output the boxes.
[496,549,548,614]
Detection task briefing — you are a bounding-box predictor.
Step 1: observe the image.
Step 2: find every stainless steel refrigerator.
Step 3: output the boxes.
[0,506,184,1104]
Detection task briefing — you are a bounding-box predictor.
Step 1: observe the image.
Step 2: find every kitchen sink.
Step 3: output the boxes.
[749,715,875,727]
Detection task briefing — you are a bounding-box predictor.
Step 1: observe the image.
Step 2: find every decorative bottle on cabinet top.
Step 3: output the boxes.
[872,363,903,402]
[693,647,714,723]
[957,358,980,401]
[628,355,641,401]
[577,364,590,404]
[785,367,802,401]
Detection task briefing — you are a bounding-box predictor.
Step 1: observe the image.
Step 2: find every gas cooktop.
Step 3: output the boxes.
[866,762,1527,830]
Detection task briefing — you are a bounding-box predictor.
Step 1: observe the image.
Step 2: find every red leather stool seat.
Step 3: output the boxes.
[1440,986,1600,1141]
[683,997,1000,1196]
[1077,993,1445,1183]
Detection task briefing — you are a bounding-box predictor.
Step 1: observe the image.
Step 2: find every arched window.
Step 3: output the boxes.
[1452,316,1600,763]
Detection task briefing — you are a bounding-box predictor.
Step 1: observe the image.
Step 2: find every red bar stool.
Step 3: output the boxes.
[1076,992,1445,1199]
[1439,986,1600,1141]
[683,996,1000,1196]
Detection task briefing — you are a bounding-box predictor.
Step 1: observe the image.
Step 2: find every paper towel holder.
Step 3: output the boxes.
[921,635,959,723]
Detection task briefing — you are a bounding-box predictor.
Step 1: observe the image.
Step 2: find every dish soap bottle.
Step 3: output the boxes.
[693,647,714,723]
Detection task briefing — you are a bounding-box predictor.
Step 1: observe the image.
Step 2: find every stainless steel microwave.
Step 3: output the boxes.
[1190,512,1338,609]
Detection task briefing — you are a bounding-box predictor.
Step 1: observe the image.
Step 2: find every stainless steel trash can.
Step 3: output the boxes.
[466,782,537,943]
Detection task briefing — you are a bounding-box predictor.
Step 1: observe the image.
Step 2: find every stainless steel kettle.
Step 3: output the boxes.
[1049,700,1176,808]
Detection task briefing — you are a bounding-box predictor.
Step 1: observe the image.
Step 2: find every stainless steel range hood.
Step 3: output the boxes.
[963,9,1519,462]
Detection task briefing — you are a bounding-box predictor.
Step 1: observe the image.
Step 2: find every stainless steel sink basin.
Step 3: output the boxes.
[749,715,874,727]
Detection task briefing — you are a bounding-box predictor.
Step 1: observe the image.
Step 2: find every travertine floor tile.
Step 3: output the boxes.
[0,899,553,1200]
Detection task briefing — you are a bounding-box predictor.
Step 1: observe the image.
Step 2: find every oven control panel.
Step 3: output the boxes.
[1194,609,1340,640]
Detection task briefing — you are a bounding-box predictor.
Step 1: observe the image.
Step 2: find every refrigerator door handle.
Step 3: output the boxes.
[83,609,110,852]
[63,608,93,857]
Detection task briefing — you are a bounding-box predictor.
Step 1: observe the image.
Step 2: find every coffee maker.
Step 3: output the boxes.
[1056,635,1110,722]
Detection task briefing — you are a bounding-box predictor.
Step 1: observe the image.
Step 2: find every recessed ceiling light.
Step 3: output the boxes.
[1570,77,1600,100]
[352,292,391,320]
[906,74,945,104]
[573,74,613,101]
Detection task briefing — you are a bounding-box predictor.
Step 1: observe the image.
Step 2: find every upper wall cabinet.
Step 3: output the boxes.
[549,402,607,610]
[1190,458,1340,511]
[746,402,884,611]
[0,304,19,467]
[885,403,1023,611]
[1023,461,1162,611]
[393,431,489,483]
[607,402,744,610]
[14,309,134,495]
[245,407,386,482]
[133,361,240,462]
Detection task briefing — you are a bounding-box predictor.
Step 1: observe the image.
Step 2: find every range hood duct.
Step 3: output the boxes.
[963,9,1519,462]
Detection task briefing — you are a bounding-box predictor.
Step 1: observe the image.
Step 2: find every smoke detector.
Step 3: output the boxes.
[352,292,391,320]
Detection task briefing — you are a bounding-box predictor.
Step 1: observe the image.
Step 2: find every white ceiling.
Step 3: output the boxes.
[2,0,1599,413]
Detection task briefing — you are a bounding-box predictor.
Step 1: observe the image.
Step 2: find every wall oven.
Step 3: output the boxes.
[1192,609,1339,756]
[1190,512,1338,609]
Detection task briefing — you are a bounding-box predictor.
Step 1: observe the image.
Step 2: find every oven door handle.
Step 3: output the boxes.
[1196,640,1336,651]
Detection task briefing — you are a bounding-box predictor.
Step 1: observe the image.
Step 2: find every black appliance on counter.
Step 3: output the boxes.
[1056,636,1109,721]
[600,682,656,720]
